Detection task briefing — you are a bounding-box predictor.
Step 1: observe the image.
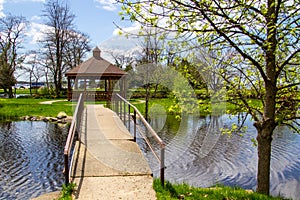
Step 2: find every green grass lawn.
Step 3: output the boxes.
[153,179,287,200]
[0,98,75,121]
[1,88,36,94]
[0,94,262,121]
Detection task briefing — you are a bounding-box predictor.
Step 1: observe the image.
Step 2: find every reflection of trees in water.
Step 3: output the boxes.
[190,115,243,167]
[137,114,181,153]
[142,114,247,168]
[45,123,69,148]
[164,114,257,188]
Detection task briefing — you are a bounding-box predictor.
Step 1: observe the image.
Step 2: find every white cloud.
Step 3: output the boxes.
[112,22,141,36]
[0,0,5,18]
[26,22,50,44]
[94,0,117,11]
[30,15,41,21]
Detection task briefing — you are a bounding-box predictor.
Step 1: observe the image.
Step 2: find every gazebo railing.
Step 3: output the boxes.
[112,93,165,185]
[69,90,112,101]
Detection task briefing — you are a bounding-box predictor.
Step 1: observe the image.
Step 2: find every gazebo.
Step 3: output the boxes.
[65,47,127,102]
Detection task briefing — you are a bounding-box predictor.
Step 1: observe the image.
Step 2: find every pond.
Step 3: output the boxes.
[1,114,299,200]
[140,113,300,200]
[0,121,69,200]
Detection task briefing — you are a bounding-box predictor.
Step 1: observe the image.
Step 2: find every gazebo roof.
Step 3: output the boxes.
[65,47,127,77]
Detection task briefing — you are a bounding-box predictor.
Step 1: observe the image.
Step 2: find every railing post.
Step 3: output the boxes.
[133,110,137,142]
[161,146,165,186]
[119,98,122,119]
[128,104,131,131]
[113,95,116,112]
[116,98,119,116]
[123,100,126,124]
[64,154,69,185]
[114,93,165,188]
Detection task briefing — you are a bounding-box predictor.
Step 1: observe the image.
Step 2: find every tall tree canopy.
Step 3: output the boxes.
[40,0,90,96]
[0,14,27,98]
[118,0,300,195]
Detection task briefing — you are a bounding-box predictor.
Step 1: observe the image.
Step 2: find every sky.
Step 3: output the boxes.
[0,0,137,54]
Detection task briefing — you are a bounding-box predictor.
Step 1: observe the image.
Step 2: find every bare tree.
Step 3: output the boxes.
[64,31,91,70]
[0,14,27,98]
[108,49,136,69]
[24,51,45,95]
[40,0,90,97]
[136,27,166,120]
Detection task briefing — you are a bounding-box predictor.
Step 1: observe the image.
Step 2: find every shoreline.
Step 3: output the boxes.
[19,115,73,124]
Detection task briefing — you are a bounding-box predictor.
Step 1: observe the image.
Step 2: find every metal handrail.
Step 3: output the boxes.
[113,93,165,185]
[63,93,84,185]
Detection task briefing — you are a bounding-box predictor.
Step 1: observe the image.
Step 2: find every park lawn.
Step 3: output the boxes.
[1,88,32,94]
[0,95,263,121]
[153,179,287,200]
[0,98,74,121]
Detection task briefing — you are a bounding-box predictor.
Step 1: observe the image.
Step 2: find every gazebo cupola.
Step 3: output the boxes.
[93,46,101,59]
[65,47,127,101]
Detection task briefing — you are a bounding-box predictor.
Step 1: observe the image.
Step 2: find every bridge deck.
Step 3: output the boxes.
[71,105,156,199]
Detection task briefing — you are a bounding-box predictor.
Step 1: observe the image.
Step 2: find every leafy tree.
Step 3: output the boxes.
[173,57,206,90]
[0,14,27,98]
[118,0,300,195]
[40,0,90,97]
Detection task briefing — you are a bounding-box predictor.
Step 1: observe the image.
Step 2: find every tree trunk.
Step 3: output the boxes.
[145,85,150,121]
[8,87,13,98]
[255,80,277,195]
[57,69,62,97]
[54,76,59,97]
[256,124,274,195]
[153,83,158,98]
[29,73,32,96]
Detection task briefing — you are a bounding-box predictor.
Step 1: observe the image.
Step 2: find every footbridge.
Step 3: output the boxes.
[63,94,165,199]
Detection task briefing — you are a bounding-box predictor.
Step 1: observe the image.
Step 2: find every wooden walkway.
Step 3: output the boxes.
[70,105,156,199]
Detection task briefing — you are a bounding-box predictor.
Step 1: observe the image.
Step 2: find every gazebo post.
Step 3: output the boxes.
[123,77,127,98]
[74,78,78,90]
[67,76,71,101]
[107,77,112,108]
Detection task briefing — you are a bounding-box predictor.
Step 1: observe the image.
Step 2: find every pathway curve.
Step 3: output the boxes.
[39,99,68,104]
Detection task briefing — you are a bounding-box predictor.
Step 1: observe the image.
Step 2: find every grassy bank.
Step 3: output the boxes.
[153,179,287,200]
[0,98,75,121]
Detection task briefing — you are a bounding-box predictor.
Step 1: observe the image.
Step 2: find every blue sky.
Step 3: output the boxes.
[0,0,135,50]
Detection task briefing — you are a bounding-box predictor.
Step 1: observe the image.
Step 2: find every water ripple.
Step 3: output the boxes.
[143,114,300,200]
[0,121,69,200]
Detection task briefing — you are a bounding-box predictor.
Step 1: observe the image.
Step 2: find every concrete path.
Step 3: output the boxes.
[39,99,68,104]
[71,105,156,200]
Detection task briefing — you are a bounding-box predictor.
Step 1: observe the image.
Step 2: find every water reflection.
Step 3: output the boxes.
[0,121,69,200]
[143,114,300,200]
